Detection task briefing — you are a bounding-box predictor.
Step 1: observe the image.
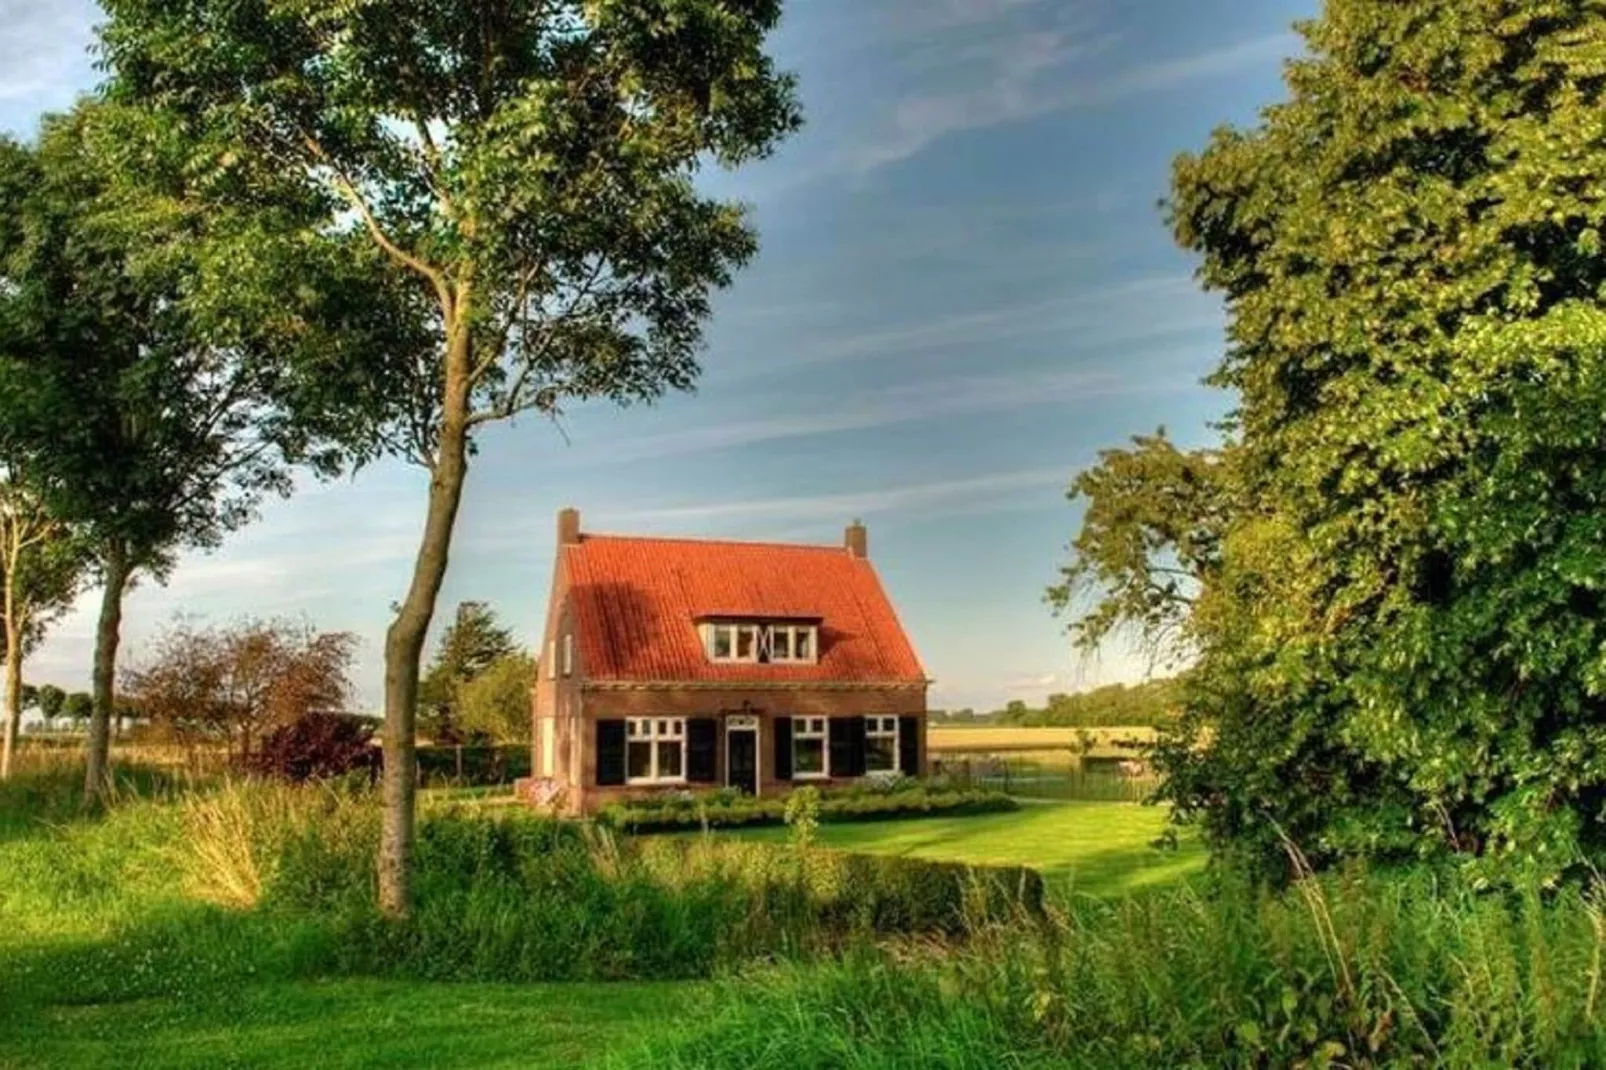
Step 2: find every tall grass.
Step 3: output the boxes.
[0,769,1039,1007]
[616,868,1606,1069]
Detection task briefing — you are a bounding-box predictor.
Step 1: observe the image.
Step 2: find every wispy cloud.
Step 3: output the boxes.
[786,274,1210,368]
[845,30,1297,174]
[574,356,1192,465]
[595,468,1069,529]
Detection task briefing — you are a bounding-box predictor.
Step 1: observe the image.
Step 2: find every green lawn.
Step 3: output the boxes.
[709,800,1204,897]
[2,979,690,1070]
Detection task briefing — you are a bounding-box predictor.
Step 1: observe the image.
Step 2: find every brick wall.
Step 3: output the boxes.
[570,688,927,813]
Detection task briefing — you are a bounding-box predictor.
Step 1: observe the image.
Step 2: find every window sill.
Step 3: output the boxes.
[793,772,830,781]
[626,777,688,787]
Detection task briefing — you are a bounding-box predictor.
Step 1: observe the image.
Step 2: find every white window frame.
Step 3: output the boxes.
[793,716,829,780]
[767,625,818,664]
[626,717,687,785]
[704,623,761,663]
[866,715,899,774]
[562,633,574,677]
[546,639,556,679]
[703,622,819,665]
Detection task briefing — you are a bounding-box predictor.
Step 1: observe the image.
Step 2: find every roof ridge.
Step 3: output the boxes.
[576,532,854,553]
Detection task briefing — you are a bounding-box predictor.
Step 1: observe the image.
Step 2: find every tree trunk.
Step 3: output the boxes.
[379,345,474,918]
[83,541,130,805]
[1,616,21,782]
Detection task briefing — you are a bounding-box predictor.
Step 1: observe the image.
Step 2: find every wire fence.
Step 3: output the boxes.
[932,753,1161,802]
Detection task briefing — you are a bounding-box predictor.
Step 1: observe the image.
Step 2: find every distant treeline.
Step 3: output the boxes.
[931,678,1182,729]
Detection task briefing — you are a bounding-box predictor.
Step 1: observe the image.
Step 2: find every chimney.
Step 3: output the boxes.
[557,507,581,547]
[844,518,868,559]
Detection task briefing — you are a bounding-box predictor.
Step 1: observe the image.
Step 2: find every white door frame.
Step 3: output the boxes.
[725,714,760,797]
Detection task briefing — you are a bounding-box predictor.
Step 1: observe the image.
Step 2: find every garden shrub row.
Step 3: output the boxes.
[599,780,1018,833]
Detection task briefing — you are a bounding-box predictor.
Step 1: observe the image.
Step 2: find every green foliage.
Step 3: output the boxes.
[454,653,536,744]
[62,692,92,726]
[0,775,1039,1002]
[603,782,1019,833]
[621,869,1606,1070]
[1053,0,1606,885]
[420,602,522,741]
[783,785,820,850]
[32,684,64,723]
[1048,430,1227,663]
[996,678,1184,727]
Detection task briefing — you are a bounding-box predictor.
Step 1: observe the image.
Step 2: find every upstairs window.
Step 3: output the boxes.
[794,716,828,779]
[866,716,899,773]
[562,633,574,676]
[705,623,760,662]
[768,625,816,663]
[703,622,818,664]
[627,718,685,784]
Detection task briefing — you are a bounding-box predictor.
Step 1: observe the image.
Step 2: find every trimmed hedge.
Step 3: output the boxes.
[603,782,1018,833]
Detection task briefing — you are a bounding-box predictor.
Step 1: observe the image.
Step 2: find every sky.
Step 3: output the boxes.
[1,0,1314,714]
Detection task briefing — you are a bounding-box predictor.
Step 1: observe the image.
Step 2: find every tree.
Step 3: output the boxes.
[420,601,517,740]
[97,0,802,914]
[35,684,64,729]
[123,618,358,760]
[1048,431,1228,666]
[457,652,536,743]
[1140,0,1606,882]
[0,107,397,803]
[0,478,83,777]
[63,692,92,729]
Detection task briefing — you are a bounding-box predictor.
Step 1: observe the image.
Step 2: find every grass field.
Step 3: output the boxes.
[5,980,691,1070]
[713,800,1202,896]
[5,765,1603,1068]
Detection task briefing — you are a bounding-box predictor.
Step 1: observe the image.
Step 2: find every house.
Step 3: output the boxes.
[525,508,929,813]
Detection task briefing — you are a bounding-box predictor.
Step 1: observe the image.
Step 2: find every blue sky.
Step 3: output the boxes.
[2,0,1312,712]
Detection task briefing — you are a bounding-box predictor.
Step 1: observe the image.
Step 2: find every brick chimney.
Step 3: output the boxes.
[844,518,868,559]
[557,507,581,547]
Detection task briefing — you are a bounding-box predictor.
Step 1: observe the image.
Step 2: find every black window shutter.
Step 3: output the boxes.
[898,715,921,776]
[596,720,626,786]
[829,717,866,778]
[830,716,866,777]
[686,718,718,783]
[773,716,793,780]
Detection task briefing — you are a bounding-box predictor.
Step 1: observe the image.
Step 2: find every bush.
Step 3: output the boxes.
[601,781,1019,833]
[247,712,378,783]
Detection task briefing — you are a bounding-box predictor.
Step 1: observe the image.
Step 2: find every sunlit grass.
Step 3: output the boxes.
[710,799,1204,897]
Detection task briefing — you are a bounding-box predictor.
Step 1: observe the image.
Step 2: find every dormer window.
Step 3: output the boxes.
[768,625,814,663]
[701,621,819,664]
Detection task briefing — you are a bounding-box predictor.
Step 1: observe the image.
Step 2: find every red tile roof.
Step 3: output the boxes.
[564,533,926,684]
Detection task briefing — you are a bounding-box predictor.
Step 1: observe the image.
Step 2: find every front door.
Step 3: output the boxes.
[727,718,759,796]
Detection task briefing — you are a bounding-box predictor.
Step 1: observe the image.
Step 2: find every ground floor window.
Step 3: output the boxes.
[627,718,685,784]
[866,715,899,773]
[794,716,828,778]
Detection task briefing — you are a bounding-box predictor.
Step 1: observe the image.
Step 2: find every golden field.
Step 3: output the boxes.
[927,726,1156,760]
